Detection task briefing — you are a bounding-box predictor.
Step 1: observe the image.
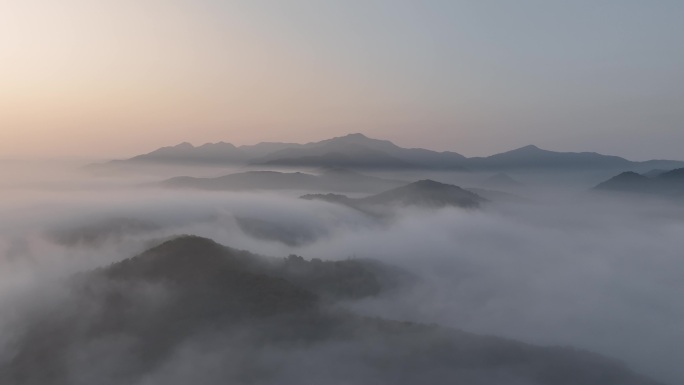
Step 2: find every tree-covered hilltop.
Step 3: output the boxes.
[101,235,407,301]
[0,236,666,385]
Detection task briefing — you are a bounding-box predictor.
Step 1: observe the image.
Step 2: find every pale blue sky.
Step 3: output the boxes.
[1,0,682,159]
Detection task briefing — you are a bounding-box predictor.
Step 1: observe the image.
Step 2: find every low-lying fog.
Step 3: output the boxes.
[1,162,683,384]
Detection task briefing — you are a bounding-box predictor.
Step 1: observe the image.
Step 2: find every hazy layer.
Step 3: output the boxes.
[0,162,682,383]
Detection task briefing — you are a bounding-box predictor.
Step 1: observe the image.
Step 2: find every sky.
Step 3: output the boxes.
[1,0,683,160]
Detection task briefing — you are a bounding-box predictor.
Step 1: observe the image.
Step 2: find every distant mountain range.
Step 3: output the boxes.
[2,235,664,385]
[160,170,521,208]
[594,168,684,198]
[90,133,684,172]
[159,167,404,193]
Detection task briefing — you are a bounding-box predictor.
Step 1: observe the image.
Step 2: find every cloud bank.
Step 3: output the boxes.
[0,165,682,383]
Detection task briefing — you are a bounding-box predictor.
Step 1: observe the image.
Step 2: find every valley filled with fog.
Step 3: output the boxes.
[4,1,683,383]
[1,152,683,384]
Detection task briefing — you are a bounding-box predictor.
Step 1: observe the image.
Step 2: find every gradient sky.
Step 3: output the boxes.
[1,0,683,160]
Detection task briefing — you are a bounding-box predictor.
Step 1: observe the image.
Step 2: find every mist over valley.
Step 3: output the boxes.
[1,135,683,384]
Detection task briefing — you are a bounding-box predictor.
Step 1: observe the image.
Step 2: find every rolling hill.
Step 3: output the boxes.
[594,167,684,197]
[302,179,487,210]
[0,236,665,385]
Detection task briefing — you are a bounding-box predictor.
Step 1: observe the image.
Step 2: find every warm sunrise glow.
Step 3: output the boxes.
[1,1,683,160]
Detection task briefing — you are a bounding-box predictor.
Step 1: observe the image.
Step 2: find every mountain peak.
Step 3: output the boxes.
[659,167,684,179]
[148,235,221,252]
[174,142,194,149]
[198,141,237,149]
[318,133,389,146]
[323,133,389,144]
[603,171,648,183]
[616,171,644,178]
[487,144,547,158]
[517,145,542,152]
[101,235,237,283]
[410,179,452,189]
[593,171,651,193]
[343,133,369,139]
[135,235,229,267]
[363,179,486,208]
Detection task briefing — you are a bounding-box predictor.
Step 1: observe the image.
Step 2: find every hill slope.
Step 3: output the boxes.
[362,179,485,208]
[594,167,684,197]
[0,236,664,385]
[303,179,486,210]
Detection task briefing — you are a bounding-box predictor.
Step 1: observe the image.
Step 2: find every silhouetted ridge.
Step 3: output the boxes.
[89,133,684,172]
[102,235,408,303]
[595,172,649,191]
[258,147,413,169]
[255,134,468,170]
[100,235,318,318]
[594,168,684,198]
[173,142,193,150]
[342,133,368,138]
[464,145,637,170]
[362,179,486,208]
[514,144,542,152]
[104,235,241,281]
[659,167,684,180]
[301,180,486,211]
[643,169,668,178]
